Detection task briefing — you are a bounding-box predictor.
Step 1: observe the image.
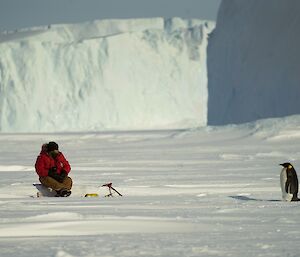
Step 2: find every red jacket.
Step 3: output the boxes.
[35,150,71,178]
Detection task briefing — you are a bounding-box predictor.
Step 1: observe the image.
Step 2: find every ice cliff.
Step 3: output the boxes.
[0,18,214,132]
[207,0,300,125]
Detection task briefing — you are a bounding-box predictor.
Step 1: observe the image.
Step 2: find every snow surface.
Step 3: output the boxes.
[1,2,300,256]
[1,116,300,256]
[0,18,214,132]
[207,0,300,125]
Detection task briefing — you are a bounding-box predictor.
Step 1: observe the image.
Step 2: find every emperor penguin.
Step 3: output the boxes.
[280,163,299,201]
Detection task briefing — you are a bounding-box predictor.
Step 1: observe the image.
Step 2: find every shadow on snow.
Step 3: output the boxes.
[229,195,281,202]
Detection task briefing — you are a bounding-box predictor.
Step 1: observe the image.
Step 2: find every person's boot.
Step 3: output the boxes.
[56,188,72,197]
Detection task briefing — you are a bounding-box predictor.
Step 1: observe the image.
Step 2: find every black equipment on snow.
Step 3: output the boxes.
[102,183,123,197]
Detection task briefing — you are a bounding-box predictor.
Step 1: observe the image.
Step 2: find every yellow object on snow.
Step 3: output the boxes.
[84,193,99,197]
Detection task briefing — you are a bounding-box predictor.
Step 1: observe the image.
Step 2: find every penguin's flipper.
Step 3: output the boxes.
[286,179,297,194]
[285,181,290,194]
[290,182,298,195]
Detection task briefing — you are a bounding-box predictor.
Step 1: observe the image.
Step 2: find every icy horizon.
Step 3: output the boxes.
[1,0,300,133]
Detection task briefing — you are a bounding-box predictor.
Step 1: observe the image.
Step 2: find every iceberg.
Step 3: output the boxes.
[0,18,214,132]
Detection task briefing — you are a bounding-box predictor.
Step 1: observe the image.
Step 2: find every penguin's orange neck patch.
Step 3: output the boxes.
[288,165,293,169]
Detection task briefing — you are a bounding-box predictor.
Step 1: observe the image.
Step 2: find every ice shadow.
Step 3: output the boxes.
[207,2,300,126]
[229,195,281,202]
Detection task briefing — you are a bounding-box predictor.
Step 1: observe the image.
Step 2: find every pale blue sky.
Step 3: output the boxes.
[0,0,221,31]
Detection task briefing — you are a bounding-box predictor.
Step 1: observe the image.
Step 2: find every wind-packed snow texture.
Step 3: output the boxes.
[207,0,300,125]
[1,116,300,256]
[0,18,214,132]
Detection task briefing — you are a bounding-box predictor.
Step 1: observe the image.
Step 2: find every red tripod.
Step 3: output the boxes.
[102,183,123,197]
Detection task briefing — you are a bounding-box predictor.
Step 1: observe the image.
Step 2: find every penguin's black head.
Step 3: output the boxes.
[280,163,293,169]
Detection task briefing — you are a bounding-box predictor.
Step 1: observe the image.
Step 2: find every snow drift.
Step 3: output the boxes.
[207,0,300,125]
[0,18,214,132]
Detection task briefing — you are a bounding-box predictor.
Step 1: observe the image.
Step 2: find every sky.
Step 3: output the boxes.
[0,0,221,32]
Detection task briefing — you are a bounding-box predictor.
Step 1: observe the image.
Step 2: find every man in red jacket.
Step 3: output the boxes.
[35,141,72,197]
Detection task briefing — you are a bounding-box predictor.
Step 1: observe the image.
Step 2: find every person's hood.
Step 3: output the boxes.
[40,143,48,154]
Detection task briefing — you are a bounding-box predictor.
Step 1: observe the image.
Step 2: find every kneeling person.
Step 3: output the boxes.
[35,141,72,197]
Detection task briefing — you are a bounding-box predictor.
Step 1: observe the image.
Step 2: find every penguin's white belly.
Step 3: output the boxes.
[280,168,293,201]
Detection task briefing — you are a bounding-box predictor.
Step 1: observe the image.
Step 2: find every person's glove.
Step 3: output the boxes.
[59,170,67,182]
[48,167,63,182]
[48,168,67,183]
[48,167,57,177]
